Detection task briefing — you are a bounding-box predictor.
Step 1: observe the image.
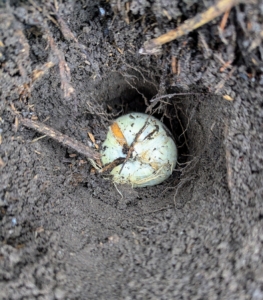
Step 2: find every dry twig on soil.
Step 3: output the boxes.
[139,0,241,55]
[45,29,75,98]
[19,117,100,160]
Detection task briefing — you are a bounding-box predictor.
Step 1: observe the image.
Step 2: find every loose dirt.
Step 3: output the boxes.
[1,1,263,299]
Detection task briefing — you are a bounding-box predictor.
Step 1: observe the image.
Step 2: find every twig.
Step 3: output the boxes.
[19,117,100,160]
[139,0,241,55]
[45,30,75,98]
[56,14,77,42]
[46,2,78,42]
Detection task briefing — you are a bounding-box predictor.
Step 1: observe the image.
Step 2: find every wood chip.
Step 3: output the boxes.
[87,132,99,149]
[171,56,177,74]
[223,95,234,101]
[14,116,19,133]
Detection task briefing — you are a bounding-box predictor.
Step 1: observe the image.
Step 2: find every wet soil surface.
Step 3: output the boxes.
[1,0,263,299]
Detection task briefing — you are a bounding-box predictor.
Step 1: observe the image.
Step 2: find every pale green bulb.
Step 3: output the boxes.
[100,112,177,187]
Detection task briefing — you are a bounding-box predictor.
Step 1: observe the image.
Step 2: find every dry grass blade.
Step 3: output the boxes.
[139,0,241,55]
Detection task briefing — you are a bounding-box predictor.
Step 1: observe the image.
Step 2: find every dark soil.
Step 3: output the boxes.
[1,0,263,299]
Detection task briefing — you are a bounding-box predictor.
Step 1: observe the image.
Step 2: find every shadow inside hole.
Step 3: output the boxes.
[106,84,191,178]
[153,103,189,172]
[108,85,155,114]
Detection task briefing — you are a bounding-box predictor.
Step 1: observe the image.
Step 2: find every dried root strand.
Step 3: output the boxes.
[19,117,100,160]
[45,30,75,98]
[56,14,78,42]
